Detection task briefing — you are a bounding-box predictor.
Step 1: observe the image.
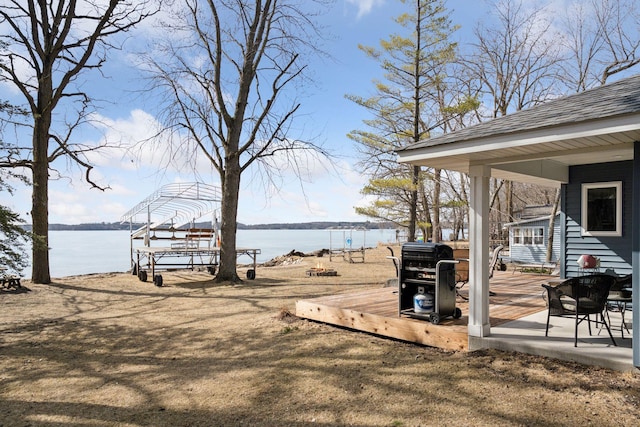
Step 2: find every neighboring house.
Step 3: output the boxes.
[504,206,560,264]
[396,73,640,368]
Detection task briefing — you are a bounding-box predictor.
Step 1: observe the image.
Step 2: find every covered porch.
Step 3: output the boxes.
[395,75,640,370]
[296,270,634,371]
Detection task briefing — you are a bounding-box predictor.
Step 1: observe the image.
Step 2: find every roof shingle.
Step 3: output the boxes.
[399,74,640,152]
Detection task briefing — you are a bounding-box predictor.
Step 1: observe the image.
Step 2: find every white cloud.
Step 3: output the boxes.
[345,0,386,19]
[85,109,162,168]
[236,157,368,225]
[46,179,131,224]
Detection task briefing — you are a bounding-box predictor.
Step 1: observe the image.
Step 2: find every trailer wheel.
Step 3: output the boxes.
[429,313,441,325]
[153,274,163,287]
[138,270,148,282]
[453,307,462,319]
[207,266,217,276]
[246,269,256,280]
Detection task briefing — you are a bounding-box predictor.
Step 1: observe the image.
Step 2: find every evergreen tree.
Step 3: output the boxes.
[0,99,30,275]
[347,0,474,241]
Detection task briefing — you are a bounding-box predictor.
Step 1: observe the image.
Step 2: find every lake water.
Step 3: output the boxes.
[22,228,400,278]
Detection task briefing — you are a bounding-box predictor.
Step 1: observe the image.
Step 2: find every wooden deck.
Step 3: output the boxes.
[295,271,550,352]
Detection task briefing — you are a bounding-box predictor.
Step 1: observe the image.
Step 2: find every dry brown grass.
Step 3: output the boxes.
[1,244,639,426]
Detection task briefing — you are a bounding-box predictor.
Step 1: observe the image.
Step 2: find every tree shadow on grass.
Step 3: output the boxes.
[2,285,640,426]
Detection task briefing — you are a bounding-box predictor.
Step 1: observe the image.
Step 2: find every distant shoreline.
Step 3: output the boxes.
[33,221,396,232]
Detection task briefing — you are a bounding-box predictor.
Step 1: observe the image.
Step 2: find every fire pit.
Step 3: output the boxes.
[306,264,337,277]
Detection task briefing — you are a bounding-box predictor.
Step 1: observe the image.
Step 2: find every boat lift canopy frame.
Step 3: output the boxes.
[120,182,222,230]
[120,182,260,284]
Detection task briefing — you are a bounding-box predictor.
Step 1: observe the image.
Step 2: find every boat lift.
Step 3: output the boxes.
[328,226,367,263]
[120,182,261,285]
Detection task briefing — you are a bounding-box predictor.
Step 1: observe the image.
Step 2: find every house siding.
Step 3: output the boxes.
[509,217,561,263]
[564,161,633,277]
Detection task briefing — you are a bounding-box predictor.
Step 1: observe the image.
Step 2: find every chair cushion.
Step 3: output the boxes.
[559,296,599,312]
[608,290,632,299]
[559,295,576,311]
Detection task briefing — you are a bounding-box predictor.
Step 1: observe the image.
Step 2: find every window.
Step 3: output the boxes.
[512,227,544,246]
[581,181,622,237]
[513,228,521,245]
[533,227,544,245]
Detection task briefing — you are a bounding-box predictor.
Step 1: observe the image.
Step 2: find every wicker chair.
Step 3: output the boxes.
[606,274,633,338]
[609,273,632,298]
[542,274,617,347]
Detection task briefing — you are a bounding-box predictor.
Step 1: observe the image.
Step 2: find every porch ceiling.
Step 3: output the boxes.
[397,114,640,187]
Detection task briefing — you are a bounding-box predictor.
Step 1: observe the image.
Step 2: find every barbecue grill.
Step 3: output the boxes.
[398,242,461,324]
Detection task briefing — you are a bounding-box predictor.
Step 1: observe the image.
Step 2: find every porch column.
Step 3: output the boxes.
[468,165,491,337]
[633,142,639,368]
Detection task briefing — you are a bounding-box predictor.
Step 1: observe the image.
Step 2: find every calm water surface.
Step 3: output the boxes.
[23,228,399,278]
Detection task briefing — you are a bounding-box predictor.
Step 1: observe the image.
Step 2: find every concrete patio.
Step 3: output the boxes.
[480,309,634,372]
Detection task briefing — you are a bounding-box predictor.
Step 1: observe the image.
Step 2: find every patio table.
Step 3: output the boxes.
[605,290,632,339]
[1,267,22,289]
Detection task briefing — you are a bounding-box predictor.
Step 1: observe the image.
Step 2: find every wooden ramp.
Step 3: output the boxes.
[296,271,549,352]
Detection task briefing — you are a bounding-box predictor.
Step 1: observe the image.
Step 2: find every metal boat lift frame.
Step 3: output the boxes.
[328,226,367,263]
[120,182,260,285]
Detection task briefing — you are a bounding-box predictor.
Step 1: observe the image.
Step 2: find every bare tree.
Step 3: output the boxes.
[143,0,329,282]
[463,0,562,232]
[560,0,640,91]
[596,0,640,82]
[466,0,562,116]
[0,1,159,284]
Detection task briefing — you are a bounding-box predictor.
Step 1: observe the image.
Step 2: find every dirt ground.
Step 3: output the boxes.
[1,244,639,427]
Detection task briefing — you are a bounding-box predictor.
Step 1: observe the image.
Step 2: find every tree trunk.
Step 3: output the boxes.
[546,187,561,263]
[30,102,52,284]
[408,165,420,242]
[506,180,514,222]
[432,168,441,243]
[216,158,241,282]
[419,184,433,240]
[460,172,469,240]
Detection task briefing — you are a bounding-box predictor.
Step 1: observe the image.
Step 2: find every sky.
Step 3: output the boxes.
[2,0,570,225]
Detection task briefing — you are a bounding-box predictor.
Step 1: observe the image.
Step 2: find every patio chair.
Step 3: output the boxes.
[542,274,617,347]
[488,245,504,279]
[453,248,469,299]
[611,273,632,295]
[605,274,632,338]
[454,246,502,300]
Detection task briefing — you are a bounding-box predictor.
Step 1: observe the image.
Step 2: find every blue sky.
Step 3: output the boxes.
[3,0,550,225]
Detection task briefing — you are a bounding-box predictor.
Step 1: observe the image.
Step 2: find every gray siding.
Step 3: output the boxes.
[564,161,633,277]
[509,217,560,263]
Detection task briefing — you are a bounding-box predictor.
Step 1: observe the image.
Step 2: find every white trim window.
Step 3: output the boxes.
[581,181,622,237]
[512,227,544,246]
